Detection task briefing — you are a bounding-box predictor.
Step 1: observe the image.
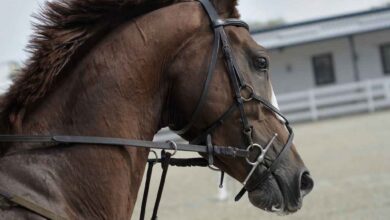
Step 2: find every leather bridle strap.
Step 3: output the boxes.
[214,18,250,30]
[151,152,171,220]
[190,103,238,144]
[178,0,295,202]
[234,94,295,201]
[140,161,154,220]
[196,0,253,139]
[140,156,209,220]
[198,0,249,30]
[171,0,249,135]
[173,26,221,135]
[0,135,249,158]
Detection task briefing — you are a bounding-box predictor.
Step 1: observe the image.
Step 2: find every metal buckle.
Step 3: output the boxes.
[166,140,177,156]
[240,84,254,102]
[243,133,278,186]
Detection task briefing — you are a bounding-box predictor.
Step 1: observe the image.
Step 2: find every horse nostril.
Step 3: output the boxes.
[300,171,314,197]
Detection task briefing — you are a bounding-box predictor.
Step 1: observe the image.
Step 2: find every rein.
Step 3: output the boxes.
[0,135,248,158]
[0,0,295,219]
[0,135,247,220]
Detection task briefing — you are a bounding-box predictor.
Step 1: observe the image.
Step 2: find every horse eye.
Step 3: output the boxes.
[254,57,268,70]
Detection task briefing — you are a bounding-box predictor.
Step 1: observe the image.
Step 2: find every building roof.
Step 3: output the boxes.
[251,6,390,49]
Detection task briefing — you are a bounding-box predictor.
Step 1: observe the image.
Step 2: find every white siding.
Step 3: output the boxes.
[266,38,356,94]
[261,29,390,95]
[355,29,390,80]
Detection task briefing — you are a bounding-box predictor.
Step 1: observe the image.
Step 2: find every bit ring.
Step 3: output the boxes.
[245,143,264,165]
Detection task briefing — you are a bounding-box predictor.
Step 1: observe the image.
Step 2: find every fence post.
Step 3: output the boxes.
[366,80,375,112]
[309,90,318,121]
[385,79,390,103]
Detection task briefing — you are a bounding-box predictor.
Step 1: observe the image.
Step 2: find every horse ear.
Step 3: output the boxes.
[212,0,240,18]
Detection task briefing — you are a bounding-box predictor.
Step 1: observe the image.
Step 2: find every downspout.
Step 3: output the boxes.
[348,35,360,81]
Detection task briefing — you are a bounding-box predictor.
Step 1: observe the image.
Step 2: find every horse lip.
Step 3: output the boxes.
[271,204,284,213]
[248,174,285,213]
[272,171,303,213]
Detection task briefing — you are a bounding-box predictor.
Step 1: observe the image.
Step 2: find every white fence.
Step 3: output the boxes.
[1,76,389,140]
[154,77,390,142]
[278,77,390,123]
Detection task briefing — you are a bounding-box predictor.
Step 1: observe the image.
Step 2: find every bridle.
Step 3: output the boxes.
[0,0,294,219]
[170,0,295,201]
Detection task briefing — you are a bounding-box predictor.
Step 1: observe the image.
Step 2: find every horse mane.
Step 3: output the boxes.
[0,0,239,131]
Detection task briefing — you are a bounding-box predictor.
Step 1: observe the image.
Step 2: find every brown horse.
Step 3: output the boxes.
[0,0,313,219]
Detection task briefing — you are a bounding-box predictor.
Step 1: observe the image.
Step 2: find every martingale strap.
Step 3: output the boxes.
[140,154,211,220]
[150,152,172,220]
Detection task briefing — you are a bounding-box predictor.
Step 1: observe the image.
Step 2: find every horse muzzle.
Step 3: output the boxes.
[248,167,314,214]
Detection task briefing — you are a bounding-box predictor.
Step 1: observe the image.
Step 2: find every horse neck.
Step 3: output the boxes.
[0,3,204,219]
[18,16,188,141]
[12,2,203,143]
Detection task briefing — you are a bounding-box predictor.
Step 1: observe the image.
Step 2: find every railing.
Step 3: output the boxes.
[1,76,389,140]
[278,77,390,123]
[154,77,390,142]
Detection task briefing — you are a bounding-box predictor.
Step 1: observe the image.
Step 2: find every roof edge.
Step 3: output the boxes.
[250,5,390,34]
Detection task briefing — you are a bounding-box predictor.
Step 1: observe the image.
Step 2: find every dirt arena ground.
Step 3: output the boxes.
[132,110,390,220]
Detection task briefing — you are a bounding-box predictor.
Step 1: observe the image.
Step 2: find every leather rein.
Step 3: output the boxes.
[0,1,294,219]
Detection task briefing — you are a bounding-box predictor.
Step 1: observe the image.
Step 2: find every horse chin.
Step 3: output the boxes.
[247,176,293,216]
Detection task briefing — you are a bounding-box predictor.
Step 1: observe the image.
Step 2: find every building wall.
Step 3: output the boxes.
[266,38,356,94]
[354,29,390,80]
[264,29,390,95]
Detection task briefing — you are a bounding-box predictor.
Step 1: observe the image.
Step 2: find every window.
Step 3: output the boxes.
[312,53,336,86]
[380,43,390,75]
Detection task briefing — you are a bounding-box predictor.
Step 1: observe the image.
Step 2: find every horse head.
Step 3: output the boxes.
[166,0,313,214]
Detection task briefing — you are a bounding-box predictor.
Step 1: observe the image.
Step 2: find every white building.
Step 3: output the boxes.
[252,6,390,95]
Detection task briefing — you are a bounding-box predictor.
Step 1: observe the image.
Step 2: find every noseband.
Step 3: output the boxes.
[0,0,294,219]
[171,0,294,201]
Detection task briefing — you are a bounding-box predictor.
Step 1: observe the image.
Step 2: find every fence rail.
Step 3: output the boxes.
[278,77,390,123]
[154,77,390,142]
[2,76,389,141]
